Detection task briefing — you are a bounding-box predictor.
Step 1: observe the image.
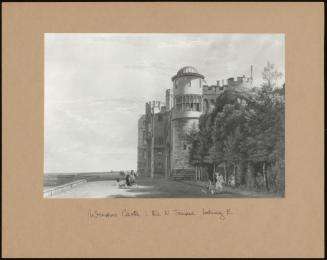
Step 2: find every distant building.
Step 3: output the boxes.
[137,66,253,180]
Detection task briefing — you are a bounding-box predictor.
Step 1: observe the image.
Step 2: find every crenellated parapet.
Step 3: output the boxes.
[202,73,253,114]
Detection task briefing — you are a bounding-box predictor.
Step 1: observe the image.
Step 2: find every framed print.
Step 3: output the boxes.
[2,2,324,258]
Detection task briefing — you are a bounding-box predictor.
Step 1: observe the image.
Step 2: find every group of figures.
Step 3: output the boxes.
[125,170,137,186]
[207,172,235,195]
[117,170,138,188]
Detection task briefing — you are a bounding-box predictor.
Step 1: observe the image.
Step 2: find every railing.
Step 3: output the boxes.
[43,179,87,198]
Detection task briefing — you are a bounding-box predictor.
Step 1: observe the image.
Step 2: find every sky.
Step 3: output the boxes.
[44,33,284,173]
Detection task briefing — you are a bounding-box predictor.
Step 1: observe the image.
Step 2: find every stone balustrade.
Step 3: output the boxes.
[43,179,87,198]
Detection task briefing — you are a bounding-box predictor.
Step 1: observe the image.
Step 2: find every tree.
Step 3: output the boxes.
[188,61,284,193]
[242,72,285,191]
[262,61,283,89]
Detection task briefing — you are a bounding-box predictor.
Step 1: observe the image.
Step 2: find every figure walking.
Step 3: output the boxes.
[207,171,215,195]
[215,172,224,193]
[125,172,131,186]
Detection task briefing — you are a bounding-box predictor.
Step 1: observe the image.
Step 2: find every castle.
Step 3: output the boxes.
[137,66,253,180]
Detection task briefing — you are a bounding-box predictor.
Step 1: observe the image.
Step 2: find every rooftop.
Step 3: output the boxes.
[171,66,205,81]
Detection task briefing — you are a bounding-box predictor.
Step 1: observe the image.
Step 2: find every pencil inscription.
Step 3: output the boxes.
[88,208,233,220]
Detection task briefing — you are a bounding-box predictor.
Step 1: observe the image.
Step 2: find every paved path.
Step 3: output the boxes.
[46,178,245,198]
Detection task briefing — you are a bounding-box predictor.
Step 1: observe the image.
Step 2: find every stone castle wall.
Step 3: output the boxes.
[151,112,168,177]
[137,115,147,176]
[171,118,199,171]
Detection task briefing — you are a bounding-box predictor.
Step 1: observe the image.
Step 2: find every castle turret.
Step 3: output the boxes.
[170,66,204,179]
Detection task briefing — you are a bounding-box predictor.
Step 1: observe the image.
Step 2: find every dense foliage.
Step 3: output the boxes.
[188,62,285,193]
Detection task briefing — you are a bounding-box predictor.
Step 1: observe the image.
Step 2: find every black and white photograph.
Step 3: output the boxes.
[44,33,285,198]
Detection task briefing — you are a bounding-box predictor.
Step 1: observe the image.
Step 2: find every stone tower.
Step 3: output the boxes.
[170,66,205,178]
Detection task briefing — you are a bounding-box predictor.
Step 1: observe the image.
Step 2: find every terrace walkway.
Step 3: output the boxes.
[44,177,256,198]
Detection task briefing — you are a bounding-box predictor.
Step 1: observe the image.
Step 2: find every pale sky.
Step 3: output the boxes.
[44,33,284,173]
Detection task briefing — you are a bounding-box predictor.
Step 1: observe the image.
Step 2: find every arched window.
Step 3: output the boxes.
[185,95,190,111]
[175,96,182,111]
[174,80,178,89]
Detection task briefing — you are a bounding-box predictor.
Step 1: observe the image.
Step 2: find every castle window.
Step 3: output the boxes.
[176,96,183,112]
[183,144,187,150]
[158,115,162,122]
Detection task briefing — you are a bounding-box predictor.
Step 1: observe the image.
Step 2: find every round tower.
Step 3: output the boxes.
[170,66,205,178]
